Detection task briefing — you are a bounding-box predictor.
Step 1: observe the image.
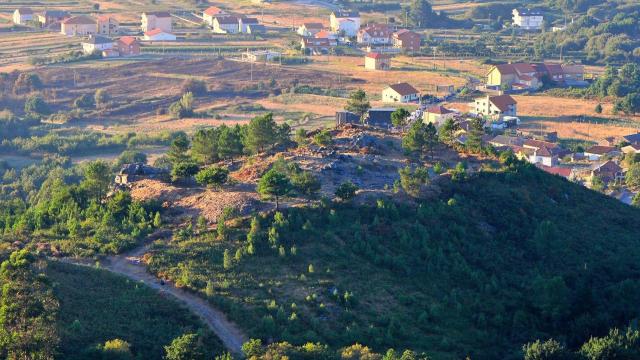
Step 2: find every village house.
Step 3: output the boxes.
[81,35,113,54]
[518,139,568,167]
[364,52,391,71]
[141,11,172,33]
[591,160,624,184]
[512,8,543,30]
[532,63,587,87]
[488,135,525,148]
[97,15,119,36]
[488,62,586,91]
[423,105,456,125]
[357,24,392,46]
[623,133,640,145]
[36,10,69,27]
[392,29,421,52]
[239,17,261,33]
[622,143,640,155]
[13,8,33,25]
[213,15,239,34]
[583,145,620,161]
[315,30,337,46]
[474,94,517,119]
[301,37,332,55]
[297,22,324,37]
[143,28,176,41]
[537,164,576,180]
[61,15,96,36]
[116,36,141,56]
[329,10,360,37]
[382,83,419,103]
[486,63,540,90]
[242,49,280,63]
[115,163,167,185]
[203,6,225,26]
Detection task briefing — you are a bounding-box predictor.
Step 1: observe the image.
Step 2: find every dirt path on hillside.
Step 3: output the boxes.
[59,244,247,356]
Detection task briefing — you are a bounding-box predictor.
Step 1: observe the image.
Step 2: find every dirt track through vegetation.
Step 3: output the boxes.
[60,244,247,356]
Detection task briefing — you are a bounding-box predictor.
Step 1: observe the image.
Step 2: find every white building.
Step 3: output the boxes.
[141,11,172,33]
[13,8,33,25]
[330,10,360,37]
[512,8,543,30]
[297,22,324,37]
[81,35,113,54]
[474,95,517,119]
[213,15,239,34]
[382,83,419,103]
[142,28,176,41]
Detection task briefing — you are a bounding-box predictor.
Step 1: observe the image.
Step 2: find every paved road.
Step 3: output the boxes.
[60,244,247,356]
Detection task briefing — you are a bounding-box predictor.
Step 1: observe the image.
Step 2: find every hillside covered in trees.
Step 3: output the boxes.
[145,162,640,360]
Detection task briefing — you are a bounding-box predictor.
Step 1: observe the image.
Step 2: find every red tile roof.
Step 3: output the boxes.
[538,164,572,177]
[393,29,420,41]
[366,52,390,59]
[62,15,95,25]
[585,145,617,155]
[204,6,224,16]
[144,28,168,36]
[387,82,418,96]
[314,30,333,39]
[489,94,517,112]
[118,36,138,45]
[359,23,391,38]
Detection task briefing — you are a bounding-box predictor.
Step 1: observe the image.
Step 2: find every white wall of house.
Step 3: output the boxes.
[82,41,113,54]
[513,10,543,30]
[13,10,33,25]
[143,32,176,41]
[382,89,418,103]
[213,20,238,34]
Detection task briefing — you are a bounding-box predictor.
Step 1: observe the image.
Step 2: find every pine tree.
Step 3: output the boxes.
[223,249,232,270]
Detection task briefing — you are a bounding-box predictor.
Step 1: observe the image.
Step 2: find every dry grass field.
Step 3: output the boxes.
[515,95,640,141]
[302,55,468,96]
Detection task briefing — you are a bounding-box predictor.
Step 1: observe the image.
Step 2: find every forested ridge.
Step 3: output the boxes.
[145,163,640,359]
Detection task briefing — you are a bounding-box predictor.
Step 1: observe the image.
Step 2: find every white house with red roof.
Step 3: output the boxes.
[364,52,391,70]
[382,83,420,103]
[143,28,176,41]
[474,95,517,119]
[357,24,391,45]
[423,105,456,125]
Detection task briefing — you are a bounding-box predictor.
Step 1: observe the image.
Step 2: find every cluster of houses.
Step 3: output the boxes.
[296,10,421,57]
[485,62,587,92]
[201,6,264,34]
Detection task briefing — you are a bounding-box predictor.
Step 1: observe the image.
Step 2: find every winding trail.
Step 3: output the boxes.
[60,244,247,356]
